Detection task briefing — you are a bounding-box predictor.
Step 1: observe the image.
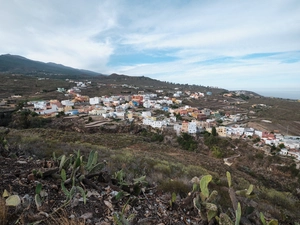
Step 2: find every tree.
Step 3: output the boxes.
[212,126,217,136]
[177,133,197,151]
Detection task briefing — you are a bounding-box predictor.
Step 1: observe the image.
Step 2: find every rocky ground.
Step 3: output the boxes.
[0,156,206,225]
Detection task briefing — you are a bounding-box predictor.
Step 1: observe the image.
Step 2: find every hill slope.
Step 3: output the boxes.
[0,54,103,76]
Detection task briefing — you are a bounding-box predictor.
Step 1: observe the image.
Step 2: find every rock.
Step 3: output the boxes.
[27,173,35,181]
[104,200,113,210]
[80,212,93,220]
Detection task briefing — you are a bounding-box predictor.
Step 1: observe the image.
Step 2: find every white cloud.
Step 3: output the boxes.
[0,0,299,97]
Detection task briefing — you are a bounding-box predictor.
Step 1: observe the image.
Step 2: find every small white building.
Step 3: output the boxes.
[89,97,101,105]
[142,111,151,118]
[89,109,106,116]
[255,130,263,138]
[280,148,300,160]
[61,100,74,106]
[114,112,125,120]
[188,121,197,134]
[143,100,152,108]
[244,128,255,137]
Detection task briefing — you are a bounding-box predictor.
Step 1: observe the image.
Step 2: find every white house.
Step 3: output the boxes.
[61,100,74,106]
[143,100,152,108]
[188,121,197,134]
[244,128,255,137]
[226,126,244,136]
[280,148,300,160]
[154,104,162,109]
[283,140,300,149]
[255,130,263,138]
[89,109,106,116]
[114,112,125,120]
[90,97,101,105]
[37,103,59,115]
[142,111,151,118]
[30,101,48,110]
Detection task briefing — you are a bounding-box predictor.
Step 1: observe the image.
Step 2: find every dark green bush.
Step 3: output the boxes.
[177,132,197,151]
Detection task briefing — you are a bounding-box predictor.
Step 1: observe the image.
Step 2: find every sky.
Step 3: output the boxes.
[0,0,300,99]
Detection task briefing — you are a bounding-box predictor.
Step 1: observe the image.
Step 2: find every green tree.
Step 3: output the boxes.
[211,126,217,136]
[212,146,223,158]
[177,133,197,151]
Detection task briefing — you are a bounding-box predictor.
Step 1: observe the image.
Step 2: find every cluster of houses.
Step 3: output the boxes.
[21,82,300,161]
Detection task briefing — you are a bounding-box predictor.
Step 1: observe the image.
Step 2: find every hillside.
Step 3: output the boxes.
[0,54,103,77]
[1,119,300,224]
[0,54,299,224]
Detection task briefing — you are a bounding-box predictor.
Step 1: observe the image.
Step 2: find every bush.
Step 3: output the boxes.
[177,133,197,151]
[153,161,171,176]
[255,152,264,159]
[204,134,218,147]
[158,179,190,197]
[211,146,223,158]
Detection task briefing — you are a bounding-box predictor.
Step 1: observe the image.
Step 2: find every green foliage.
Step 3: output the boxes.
[200,175,212,199]
[56,150,107,206]
[140,129,164,142]
[255,152,264,160]
[177,132,197,151]
[114,169,126,184]
[9,109,51,129]
[212,145,223,158]
[260,212,278,225]
[219,213,234,224]
[175,113,182,121]
[192,174,219,222]
[35,183,42,195]
[235,202,241,225]
[112,199,135,225]
[212,126,217,136]
[170,192,177,208]
[226,171,232,188]
[158,179,190,195]
[204,134,218,147]
[252,137,261,143]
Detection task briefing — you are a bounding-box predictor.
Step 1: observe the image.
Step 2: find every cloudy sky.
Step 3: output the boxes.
[1,0,299,98]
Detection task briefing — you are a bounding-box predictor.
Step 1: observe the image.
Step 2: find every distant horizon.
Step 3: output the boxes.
[254,90,300,100]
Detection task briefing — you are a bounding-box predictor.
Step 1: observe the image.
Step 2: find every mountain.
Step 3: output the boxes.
[0,54,103,77]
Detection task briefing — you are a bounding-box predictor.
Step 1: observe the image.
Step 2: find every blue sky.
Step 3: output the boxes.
[0,0,299,99]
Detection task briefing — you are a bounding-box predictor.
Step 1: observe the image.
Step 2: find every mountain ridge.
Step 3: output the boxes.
[0,54,103,77]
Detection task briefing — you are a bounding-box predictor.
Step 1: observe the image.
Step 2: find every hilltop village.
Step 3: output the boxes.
[4,78,300,161]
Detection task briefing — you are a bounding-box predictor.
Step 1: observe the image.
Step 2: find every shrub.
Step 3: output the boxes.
[211,146,223,158]
[255,152,264,159]
[177,132,197,151]
[153,161,171,176]
[158,179,190,196]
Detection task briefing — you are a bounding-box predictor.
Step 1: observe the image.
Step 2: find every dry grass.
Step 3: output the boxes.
[0,198,7,225]
[45,209,85,225]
